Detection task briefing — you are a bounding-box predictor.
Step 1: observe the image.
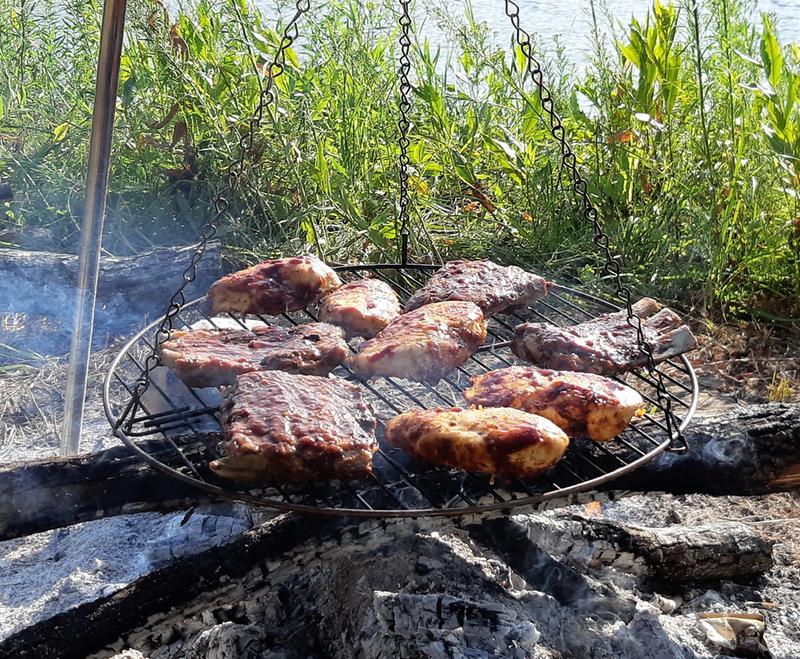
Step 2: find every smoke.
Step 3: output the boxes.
[701,435,751,467]
[0,244,223,361]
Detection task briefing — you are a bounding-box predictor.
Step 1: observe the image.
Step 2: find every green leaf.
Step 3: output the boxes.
[450,148,475,185]
[760,14,783,89]
[53,122,69,142]
[0,96,4,121]
[314,140,330,195]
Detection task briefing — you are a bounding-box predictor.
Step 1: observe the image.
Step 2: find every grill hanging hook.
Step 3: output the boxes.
[397,0,413,264]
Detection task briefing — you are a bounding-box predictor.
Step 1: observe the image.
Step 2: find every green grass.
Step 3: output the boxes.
[1,0,799,321]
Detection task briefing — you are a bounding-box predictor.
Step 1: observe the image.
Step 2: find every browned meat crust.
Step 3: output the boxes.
[384,407,569,478]
[318,278,401,338]
[404,260,548,315]
[347,301,487,383]
[211,371,378,482]
[464,366,643,441]
[159,322,348,387]
[207,255,342,316]
[512,298,697,375]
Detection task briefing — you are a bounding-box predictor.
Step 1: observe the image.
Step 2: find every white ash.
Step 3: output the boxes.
[0,506,252,641]
[84,492,799,659]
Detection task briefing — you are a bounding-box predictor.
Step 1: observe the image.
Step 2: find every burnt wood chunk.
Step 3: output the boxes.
[0,513,347,659]
[0,243,222,333]
[0,436,217,541]
[475,515,774,583]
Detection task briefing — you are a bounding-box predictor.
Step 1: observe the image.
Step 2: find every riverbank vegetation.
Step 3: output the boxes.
[1,0,799,321]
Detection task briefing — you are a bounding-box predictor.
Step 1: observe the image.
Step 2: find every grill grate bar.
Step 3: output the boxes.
[123,353,210,437]
[536,298,583,325]
[545,290,602,319]
[113,372,205,478]
[374,448,447,508]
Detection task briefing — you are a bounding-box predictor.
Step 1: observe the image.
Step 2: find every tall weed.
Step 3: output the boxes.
[0,0,798,319]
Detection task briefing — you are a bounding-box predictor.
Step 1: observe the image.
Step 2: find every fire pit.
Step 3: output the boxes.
[103,264,699,517]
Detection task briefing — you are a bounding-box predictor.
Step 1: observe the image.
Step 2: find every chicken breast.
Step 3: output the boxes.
[159,322,349,388]
[347,301,487,383]
[464,366,643,441]
[211,371,378,482]
[404,260,549,315]
[318,278,401,338]
[384,407,569,479]
[207,255,342,316]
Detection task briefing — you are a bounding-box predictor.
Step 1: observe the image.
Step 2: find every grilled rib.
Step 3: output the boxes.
[464,366,644,441]
[211,371,378,482]
[318,278,401,338]
[159,322,348,387]
[512,298,697,375]
[207,255,342,316]
[404,260,548,315]
[384,407,569,479]
[347,301,487,383]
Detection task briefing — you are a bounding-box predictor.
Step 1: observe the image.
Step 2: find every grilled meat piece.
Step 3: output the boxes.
[348,301,487,383]
[384,407,569,479]
[159,322,348,387]
[404,260,548,315]
[207,255,342,316]
[464,366,643,441]
[512,298,697,375]
[211,371,378,482]
[318,278,401,338]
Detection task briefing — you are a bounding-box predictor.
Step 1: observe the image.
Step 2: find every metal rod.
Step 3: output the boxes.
[61,0,128,455]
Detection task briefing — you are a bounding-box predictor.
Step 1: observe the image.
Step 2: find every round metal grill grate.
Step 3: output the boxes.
[103,264,699,517]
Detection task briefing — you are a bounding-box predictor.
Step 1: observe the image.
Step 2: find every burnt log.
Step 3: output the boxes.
[0,512,346,659]
[612,403,800,494]
[492,514,775,583]
[0,436,219,541]
[0,403,798,542]
[0,242,222,337]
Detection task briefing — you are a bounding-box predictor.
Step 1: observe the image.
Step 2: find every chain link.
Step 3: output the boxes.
[397,0,412,264]
[127,1,311,413]
[502,0,686,452]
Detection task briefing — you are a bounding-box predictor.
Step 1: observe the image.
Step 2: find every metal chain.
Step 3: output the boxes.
[126,0,311,413]
[397,0,412,264]
[502,0,686,451]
